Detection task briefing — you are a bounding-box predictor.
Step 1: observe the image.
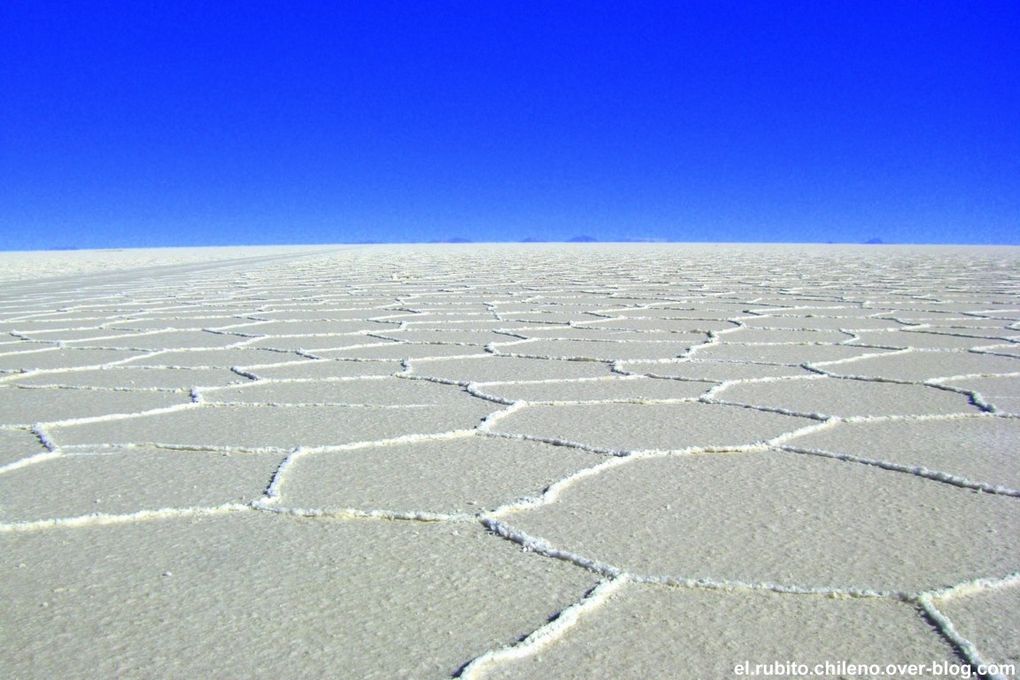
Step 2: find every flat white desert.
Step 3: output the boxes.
[1,244,1018,679]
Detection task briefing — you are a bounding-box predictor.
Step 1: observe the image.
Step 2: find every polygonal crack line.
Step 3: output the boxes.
[255,428,508,507]
[609,366,726,386]
[59,338,256,353]
[697,393,833,422]
[0,434,819,529]
[773,443,1020,498]
[4,408,232,475]
[0,448,63,475]
[713,367,997,416]
[0,502,254,533]
[974,340,1020,355]
[389,374,516,407]
[453,576,628,679]
[6,383,186,395]
[701,374,823,401]
[833,371,1008,415]
[481,428,784,466]
[473,516,1020,679]
[484,348,623,364]
[23,389,497,430]
[0,350,171,384]
[917,594,1014,680]
[251,421,635,515]
[0,345,63,359]
[808,361,1019,392]
[363,332,488,348]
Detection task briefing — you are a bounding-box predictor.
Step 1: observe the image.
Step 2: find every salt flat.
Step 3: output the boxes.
[1,243,1018,679]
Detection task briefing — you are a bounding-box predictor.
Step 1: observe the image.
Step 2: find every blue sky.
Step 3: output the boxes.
[1,2,1018,249]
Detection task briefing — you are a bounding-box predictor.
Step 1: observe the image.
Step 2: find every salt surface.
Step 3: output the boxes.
[1,243,1018,678]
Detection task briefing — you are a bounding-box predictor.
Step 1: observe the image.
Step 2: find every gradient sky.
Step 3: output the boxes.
[2,2,1018,249]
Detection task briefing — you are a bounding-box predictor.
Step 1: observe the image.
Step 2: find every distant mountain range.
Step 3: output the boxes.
[39,236,904,250]
[431,235,602,244]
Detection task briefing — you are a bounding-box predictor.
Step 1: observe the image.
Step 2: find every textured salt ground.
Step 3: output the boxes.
[743,316,909,331]
[2,244,1020,679]
[943,375,1020,414]
[0,245,319,283]
[217,319,399,335]
[492,401,811,451]
[619,359,812,381]
[245,359,403,380]
[49,401,496,449]
[500,452,1019,591]
[936,584,1020,667]
[0,386,191,426]
[244,335,399,351]
[823,350,1020,381]
[472,376,713,402]
[692,342,898,364]
[0,509,596,679]
[0,448,283,521]
[500,311,591,324]
[250,308,402,321]
[279,436,601,514]
[494,338,700,361]
[0,338,44,350]
[120,347,307,368]
[987,343,1020,357]
[748,306,885,318]
[891,316,1011,330]
[483,585,963,680]
[0,428,47,467]
[15,327,146,342]
[849,330,1014,350]
[575,318,736,332]
[404,319,533,330]
[401,302,494,311]
[717,327,853,343]
[0,347,147,370]
[501,326,677,340]
[401,313,505,324]
[320,343,490,360]
[2,319,112,333]
[376,329,526,345]
[410,356,613,382]
[203,376,471,406]
[11,366,251,389]
[788,417,1020,490]
[715,377,977,418]
[107,315,258,330]
[616,308,760,321]
[64,330,249,350]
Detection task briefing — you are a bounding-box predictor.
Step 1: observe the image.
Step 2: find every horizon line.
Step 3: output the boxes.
[5,239,1020,253]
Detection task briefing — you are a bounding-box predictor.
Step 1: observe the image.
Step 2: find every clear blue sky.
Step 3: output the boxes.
[2,2,1018,249]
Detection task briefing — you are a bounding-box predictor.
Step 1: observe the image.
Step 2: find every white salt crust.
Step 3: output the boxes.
[1,243,1018,679]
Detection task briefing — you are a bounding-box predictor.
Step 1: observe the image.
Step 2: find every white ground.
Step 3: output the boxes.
[1,243,1018,679]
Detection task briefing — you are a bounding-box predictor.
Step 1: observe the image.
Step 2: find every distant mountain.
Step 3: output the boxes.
[864,237,885,244]
[428,237,473,243]
[567,235,598,242]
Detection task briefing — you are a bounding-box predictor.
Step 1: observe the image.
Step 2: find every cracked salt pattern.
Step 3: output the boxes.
[481,585,965,680]
[1,244,1018,679]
